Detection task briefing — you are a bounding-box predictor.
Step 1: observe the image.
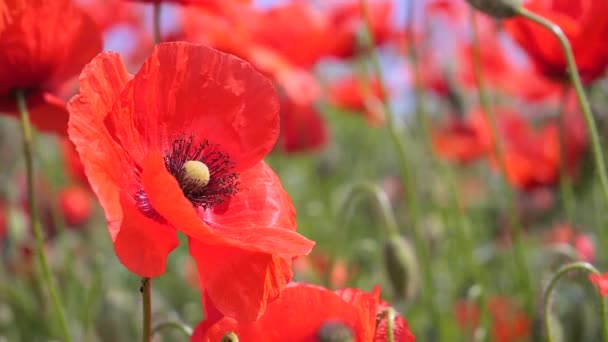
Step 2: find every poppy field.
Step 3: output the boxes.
[3,0,608,341]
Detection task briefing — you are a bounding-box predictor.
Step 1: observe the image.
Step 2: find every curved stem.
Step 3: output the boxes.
[153,2,162,44]
[556,85,575,222]
[544,262,608,342]
[141,278,152,342]
[514,6,608,213]
[338,182,399,238]
[15,90,72,342]
[469,10,533,308]
[152,320,193,337]
[359,0,441,336]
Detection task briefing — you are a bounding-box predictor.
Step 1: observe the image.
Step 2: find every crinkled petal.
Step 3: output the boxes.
[67,51,133,238]
[142,151,314,258]
[114,194,179,277]
[190,238,292,321]
[191,284,379,342]
[108,42,279,171]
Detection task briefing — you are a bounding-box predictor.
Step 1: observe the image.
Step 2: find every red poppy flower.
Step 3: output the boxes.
[432,111,491,164]
[455,296,531,342]
[278,98,328,153]
[58,185,93,228]
[0,0,102,135]
[328,76,386,126]
[504,0,608,84]
[67,42,314,321]
[589,273,608,297]
[191,283,415,342]
[325,0,394,59]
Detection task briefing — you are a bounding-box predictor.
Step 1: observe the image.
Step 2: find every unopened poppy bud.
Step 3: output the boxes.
[384,235,420,301]
[221,332,239,342]
[466,0,519,18]
[317,321,354,342]
[183,160,210,187]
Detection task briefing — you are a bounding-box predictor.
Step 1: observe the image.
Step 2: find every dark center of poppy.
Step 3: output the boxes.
[164,135,240,209]
[317,321,354,342]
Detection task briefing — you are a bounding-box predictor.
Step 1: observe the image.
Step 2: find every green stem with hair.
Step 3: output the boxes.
[141,278,152,342]
[358,0,441,337]
[543,262,608,342]
[15,90,72,342]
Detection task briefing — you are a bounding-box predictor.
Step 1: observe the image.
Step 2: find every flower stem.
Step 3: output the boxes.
[141,278,152,342]
[338,182,399,237]
[469,10,533,308]
[152,320,193,337]
[153,2,162,44]
[544,262,608,342]
[15,90,72,342]
[359,0,441,336]
[513,6,608,215]
[556,84,575,223]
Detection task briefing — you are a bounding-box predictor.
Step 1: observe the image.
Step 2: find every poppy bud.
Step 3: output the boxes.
[317,321,355,342]
[383,235,420,301]
[183,160,211,188]
[221,332,239,342]
[465,0,519,18]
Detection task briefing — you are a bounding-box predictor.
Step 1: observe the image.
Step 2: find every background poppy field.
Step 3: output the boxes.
[2,0,608,341]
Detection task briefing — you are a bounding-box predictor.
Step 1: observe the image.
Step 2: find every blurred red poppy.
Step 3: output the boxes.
[0,0,102,135]
[432,111,491,164]
[58,185,94,228]
[328,76,386,126]
[60,138,89,186]
[68,42,314,321]
[278,98,328,153]
[455,296,531,342]
[192,283,415,342]
[505,0,608,84]
[589,273,608,297]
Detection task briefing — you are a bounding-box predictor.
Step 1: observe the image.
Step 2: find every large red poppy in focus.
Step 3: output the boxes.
[67,42,314,321]
[191,283,415,342]
[505,0,608,84]
[0,0,102,135]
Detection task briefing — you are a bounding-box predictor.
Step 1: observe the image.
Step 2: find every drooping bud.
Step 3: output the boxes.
[221,332,239,342]
[384,235,420,301]
[183,160,210,188]
[317,321,355,342]
[466,0,520,19]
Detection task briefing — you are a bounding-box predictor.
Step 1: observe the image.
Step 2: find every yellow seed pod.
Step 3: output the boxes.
[182,160,210,187]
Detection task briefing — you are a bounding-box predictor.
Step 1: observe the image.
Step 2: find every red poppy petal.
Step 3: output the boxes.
[67,51,133,238]
[190,238,292,321]
[110,42,280,171]
[114,194,179,278]
[0,0,102,93]
[203,161,295,231]
[141,151,314,258]
[192,284,377,341]
[0,92,68,135]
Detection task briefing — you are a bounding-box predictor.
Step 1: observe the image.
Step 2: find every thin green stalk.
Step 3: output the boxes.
[141,278,152,342]
[358,0,441,336]
[15,90,72,342]
[514,3,608,235]
[543,262,608,342]
[556,85,575,222]
[153,2,162,44]
[469,10,533,307]
[406,3,490,339]
[152,320,193,338]
[340,183,399,236]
